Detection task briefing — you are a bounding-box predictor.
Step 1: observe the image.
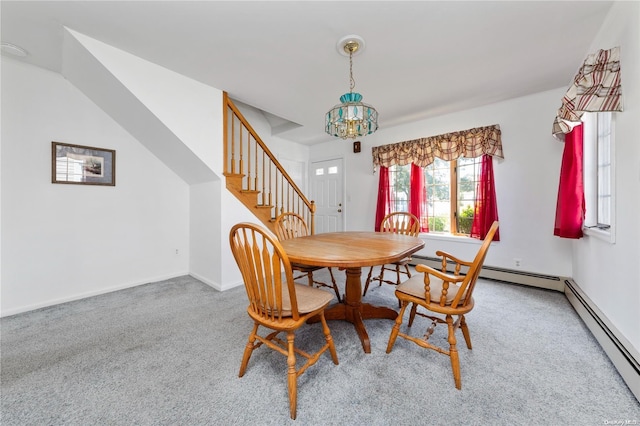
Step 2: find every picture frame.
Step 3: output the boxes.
[51,142,116,186]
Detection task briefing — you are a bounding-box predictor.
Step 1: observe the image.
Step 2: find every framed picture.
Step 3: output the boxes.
[52,142,116,186]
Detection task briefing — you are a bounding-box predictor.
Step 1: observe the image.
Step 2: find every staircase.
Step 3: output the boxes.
[223,92,315,234]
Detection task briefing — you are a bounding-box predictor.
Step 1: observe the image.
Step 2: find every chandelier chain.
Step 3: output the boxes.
[349,50,355,93]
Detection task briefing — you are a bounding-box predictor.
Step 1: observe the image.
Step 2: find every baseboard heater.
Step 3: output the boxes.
[410,255,565,292]
[564,279,640,402]
[411,256,639,402]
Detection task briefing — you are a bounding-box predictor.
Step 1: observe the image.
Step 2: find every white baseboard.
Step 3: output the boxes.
[188,272,244,292]
[0,272,189,318]
[564,279,640,402]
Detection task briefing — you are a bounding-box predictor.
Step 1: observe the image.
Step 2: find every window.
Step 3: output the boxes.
[388,165,410,213]
[582,111,615,242]
[389,156,481,235]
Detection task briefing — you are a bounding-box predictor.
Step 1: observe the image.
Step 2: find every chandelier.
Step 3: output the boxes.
[325,35,378,139]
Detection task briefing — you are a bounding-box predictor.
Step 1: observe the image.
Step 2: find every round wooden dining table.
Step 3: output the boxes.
[279,231,425,353]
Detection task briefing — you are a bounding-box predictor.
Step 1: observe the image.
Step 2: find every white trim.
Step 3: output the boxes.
[0,272,189,318]
[564,279,639,402]
[419,232,483,245]
[583,226,616,243]
[189,271,240,292]
[582,112,616,244]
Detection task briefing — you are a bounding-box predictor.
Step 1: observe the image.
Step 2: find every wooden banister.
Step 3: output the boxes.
[223,92,316,233]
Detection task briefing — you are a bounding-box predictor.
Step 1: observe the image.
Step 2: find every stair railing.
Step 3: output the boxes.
[223,92,316,232]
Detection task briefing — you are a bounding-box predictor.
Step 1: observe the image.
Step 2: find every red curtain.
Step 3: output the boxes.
[470,155,500,241]
[409,163,429,232]
[554,124,585,238]
[374,166,391,231]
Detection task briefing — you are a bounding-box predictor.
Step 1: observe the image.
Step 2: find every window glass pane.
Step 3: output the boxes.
[597,112,612,226]
[315,168,324,176]
[424,158,450,232]
[389,164,410,212]
[457,157,480,234]
[328,166,338,174]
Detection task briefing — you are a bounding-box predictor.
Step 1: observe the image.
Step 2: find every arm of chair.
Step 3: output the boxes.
[415,264,466,306]
[435,250,473,275]
[415,264,466,283]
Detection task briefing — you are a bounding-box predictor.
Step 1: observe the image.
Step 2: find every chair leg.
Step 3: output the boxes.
[460,315,472,349]
[408,303,418,327]
[386,300,409,353]
[362,266,375,296]
[327,267,341,302]
[320,311,339,365]
[239,323,259,377]
[377,265,386,288]
[404,263,412,278]
[393,265,404,307]
[286,331,297,420]
[446,315,462,390]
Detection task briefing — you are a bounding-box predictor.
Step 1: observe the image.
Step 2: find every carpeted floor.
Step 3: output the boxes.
[1,268,639,425]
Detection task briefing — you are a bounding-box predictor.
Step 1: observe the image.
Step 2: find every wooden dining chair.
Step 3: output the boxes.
[274,212,341,301]
[386,221,499,390]
[229,222,339,420]
[362,212,421,297]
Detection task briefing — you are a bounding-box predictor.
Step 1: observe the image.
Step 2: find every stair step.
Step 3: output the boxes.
[256,204,273,209]
[240,189,260,194]
[223,172,245,178]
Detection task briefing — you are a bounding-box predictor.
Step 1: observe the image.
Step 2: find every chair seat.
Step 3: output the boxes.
[396,273,466,305]
[281,283,334,316]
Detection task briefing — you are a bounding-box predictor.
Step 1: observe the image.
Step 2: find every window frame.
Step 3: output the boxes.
[390,157,480,237]
[582,111,616,243]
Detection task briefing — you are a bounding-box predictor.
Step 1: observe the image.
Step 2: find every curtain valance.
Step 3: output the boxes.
[372,124,503,169]
[552,46,623,141]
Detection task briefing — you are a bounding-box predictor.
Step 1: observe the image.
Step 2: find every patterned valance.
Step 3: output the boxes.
[552,46,623,141]
[372,124,503,169]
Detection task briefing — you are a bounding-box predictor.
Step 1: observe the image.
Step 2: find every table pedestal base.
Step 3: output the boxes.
[311,266,398,353]
[323,302,397,353]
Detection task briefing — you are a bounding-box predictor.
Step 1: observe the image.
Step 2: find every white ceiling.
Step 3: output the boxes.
[1,1,613,145]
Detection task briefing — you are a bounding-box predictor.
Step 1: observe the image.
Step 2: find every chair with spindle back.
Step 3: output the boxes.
[386,221,499,389]
[362,212,421,297]
[229,222,339,420]
[274,212,341,301]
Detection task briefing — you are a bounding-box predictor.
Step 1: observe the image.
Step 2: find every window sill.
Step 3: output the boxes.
[583,226,616,244]
[418,232,483,245]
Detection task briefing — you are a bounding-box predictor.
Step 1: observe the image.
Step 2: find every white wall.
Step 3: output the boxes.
[572,1,640,354]
[1,58,190,316]
[59,29,260,293]
[310,88,574,277]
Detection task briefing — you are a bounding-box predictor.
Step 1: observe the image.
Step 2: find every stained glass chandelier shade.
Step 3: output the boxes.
[325,36,378,139]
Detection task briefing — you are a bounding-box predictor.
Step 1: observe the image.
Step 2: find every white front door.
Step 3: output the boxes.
[310,158,344,233]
